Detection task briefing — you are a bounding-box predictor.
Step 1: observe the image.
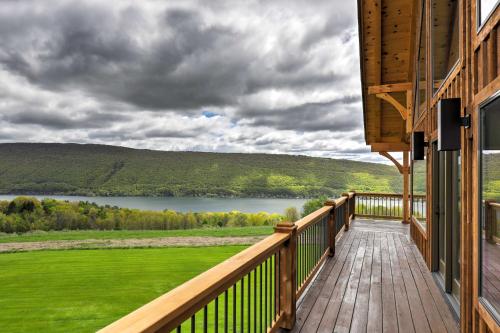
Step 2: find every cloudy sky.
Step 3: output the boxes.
[0,0,387,163]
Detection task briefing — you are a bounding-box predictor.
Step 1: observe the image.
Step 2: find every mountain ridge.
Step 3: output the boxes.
[0,142,403,198]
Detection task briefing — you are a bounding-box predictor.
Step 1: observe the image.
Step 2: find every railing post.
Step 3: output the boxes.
[274,222,297,330]
[485,201,494,244]
[324,200,336,257]
[342,193,350,231]
[351,191,356,219]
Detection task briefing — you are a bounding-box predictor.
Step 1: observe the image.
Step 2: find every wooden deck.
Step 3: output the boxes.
[290,219,459,333]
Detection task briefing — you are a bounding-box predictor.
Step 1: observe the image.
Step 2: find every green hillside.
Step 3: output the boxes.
[0,143,402,197]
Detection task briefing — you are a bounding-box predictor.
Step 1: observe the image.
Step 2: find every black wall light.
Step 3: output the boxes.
[412,131,426,160]
[437,98,470,151]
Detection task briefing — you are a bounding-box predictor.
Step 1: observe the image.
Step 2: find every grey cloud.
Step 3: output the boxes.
[144,128,202,139]
[0,2,354,112]
[241,96,362,132]
[3,110,130,129]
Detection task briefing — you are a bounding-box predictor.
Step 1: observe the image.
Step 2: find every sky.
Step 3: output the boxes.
[0,0,390,163]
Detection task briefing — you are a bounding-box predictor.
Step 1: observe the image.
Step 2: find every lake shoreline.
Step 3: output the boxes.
[0,194,309,214]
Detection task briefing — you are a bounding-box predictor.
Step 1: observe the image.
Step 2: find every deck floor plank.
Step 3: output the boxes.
[387,232,415,333]
[380,233,398,332]
[291,219,459,333]
[403,234,459,333]
[350,232,374,333]
[393,232,431,333]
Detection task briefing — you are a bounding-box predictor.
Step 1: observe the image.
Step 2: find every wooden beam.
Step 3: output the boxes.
[368,82,440,95]
[368,82,413,94]
[370,142,410,152]
[379,151,403,174]
[406,89,413,133]
[365,0,382,141]
[375,93,408,120]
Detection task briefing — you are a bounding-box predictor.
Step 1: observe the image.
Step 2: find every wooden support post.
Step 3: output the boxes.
[342,193,350,231]
[351,191,356,219]
[274,222,297,329]
[324,200,336,257]
[402,151,410,224]
[485,201,494,244]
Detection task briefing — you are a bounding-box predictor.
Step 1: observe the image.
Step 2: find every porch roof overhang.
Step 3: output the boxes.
[357,0,417,153]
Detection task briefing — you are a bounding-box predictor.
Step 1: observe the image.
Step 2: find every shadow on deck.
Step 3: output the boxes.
[291,219,459,333]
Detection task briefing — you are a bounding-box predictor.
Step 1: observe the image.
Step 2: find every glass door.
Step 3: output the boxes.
[437,149,449,284]
[432,142,461,307]
[451,151,461,302]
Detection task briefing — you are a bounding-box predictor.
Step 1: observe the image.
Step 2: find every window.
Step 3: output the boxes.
[412,158,427,228]
[479,94,500,321]
[478,0,499,28]
[431,0,459,94]
[416,1,427,120]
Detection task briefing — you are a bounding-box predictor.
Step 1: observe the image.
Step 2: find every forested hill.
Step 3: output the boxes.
[0,143,402,198]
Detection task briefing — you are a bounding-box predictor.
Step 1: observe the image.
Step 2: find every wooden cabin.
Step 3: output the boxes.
[358,0,500,331]
[98,1,499,332]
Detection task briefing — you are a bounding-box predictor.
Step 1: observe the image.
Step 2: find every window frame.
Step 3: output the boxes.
[477,90,500,325]
[477,0,500,32]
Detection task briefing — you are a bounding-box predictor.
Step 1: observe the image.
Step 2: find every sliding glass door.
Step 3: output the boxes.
[432,143,461,305]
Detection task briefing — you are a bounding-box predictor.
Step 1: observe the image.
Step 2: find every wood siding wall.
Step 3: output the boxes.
[410,0,499,332]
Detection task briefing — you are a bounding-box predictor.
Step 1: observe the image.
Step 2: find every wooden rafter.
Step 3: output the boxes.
[379,151,403,174]
[375,93,408,120]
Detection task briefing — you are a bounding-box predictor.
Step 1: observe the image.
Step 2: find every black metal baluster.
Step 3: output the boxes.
[264,259,268,330]
[277,253,280,320]
[191,314,196,333]
[177,325,182,333]
[269,257,273,327]
[240,278,244,333]
[253,269,257,333]
[259,264,263,333]
[215,297,219,333]
[273,252,279,320]
[224,290,228,333]
[247,273,251,333]
[233,285,236,333]
[204,305,208,333]
[301,233,304,287]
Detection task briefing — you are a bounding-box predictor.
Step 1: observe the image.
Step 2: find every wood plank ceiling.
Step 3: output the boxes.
[357,0,416,152]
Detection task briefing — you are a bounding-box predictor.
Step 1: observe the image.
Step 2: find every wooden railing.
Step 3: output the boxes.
[485,201,500,244]
[355,192,425,220]
[98,192,356,333]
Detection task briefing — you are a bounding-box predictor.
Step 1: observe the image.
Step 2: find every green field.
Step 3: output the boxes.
[0,246,247,333]
[0,226,273,243]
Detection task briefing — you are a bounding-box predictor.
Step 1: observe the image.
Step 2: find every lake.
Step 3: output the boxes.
[0,195,308,214]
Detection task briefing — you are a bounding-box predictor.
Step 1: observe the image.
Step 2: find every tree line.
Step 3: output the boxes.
[0,197,285,233]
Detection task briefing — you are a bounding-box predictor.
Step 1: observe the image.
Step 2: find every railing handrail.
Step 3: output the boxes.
[487,201,500,208]
[356,192,425,198]
[296,205,332,233]
[98,231,290,333]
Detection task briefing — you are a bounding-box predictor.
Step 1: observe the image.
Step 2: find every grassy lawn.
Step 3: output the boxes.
[0,246,246,333]
[0,226,274,243]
